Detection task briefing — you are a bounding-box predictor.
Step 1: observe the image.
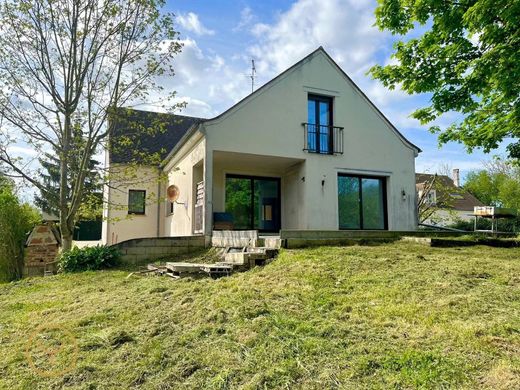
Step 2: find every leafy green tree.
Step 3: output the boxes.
[0,0,183,251]
[0,176,40,282]
[370,0,520,158]
[463,171,500,206]
[464,158,520,209]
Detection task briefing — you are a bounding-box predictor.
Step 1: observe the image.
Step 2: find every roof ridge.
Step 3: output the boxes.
[204,46,324,123]
[115,106,206,121]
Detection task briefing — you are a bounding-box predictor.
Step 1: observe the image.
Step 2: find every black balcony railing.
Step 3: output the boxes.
[302,123,344,155]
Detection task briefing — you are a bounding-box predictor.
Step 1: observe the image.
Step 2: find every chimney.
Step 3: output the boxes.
[452,168,460,187]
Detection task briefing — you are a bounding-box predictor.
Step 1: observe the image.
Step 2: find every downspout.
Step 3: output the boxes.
[156,167,161,237]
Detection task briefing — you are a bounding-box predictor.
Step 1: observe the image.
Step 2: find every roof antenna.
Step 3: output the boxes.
[249,59,256,93]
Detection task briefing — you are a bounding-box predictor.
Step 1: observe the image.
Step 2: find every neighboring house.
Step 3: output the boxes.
[416,170,485,226]
[102,47,421,245]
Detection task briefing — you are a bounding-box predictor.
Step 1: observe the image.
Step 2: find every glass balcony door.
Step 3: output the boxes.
[338,174,387,230]
[308,94,333,154]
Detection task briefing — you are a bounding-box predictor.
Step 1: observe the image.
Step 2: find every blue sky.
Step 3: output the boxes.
[151,0,505,181]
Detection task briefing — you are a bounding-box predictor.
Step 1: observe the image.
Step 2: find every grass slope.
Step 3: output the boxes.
[0,242,519,389]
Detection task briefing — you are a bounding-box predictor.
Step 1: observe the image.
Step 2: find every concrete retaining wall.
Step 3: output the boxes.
[112,236,207,264]
[280,230,517,248]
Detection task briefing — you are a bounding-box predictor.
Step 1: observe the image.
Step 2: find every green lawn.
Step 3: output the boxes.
[0,242,519,389]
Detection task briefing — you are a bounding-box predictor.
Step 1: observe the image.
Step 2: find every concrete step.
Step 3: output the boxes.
[223,247,278,267]
[257,237,285,249]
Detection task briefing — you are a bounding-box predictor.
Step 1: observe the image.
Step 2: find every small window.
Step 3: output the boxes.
[128,190,146,215]
[424,190,437,205]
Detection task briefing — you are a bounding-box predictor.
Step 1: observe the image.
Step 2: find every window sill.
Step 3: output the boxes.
[303,149,341,155]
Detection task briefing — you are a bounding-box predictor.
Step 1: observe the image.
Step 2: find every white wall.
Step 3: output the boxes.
[203,50,418,231]
[102,165,161,244]
[423,209,474,226]
[282,162,306,229]
[163,137,205,236]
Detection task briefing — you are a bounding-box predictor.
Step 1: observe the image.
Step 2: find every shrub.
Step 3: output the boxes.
[0,178,40,282]
[59,245,121,273]
[449,217,520,233]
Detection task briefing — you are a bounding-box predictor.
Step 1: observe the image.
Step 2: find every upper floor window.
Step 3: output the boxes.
[307,94,333,154]
[128,189,146,215]
[419,189,437,206]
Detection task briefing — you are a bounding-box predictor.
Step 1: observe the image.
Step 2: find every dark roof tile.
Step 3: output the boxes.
[109,108,204,164]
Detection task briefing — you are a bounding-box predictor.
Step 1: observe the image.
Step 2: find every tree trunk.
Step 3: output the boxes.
[60,113,71,252]
[61,230,73,252]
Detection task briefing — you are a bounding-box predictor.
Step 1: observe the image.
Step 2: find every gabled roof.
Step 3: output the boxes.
[416,173,485,211]
[203,46,421,154]
[109,108,204,164]
[113,47,421,166]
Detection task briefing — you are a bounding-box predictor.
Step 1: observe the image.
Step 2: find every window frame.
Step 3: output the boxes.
[337,173,388,230]
[224,174,281,232]
[308,94,334,154]
[128,189,146,215]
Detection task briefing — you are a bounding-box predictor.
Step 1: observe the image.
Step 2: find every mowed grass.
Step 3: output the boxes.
[0,242,519,389]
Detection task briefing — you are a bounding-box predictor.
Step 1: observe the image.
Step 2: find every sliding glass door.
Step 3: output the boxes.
[225,175,281,232]
[338,174,387,230]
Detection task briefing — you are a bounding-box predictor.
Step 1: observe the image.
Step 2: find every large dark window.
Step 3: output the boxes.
[225,175,281,232]
[338,175,387,230]
[307,94,333,154]
[128,189,146,215]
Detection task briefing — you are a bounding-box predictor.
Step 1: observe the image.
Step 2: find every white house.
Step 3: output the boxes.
[102,47,421,245]
[416,170,485,226]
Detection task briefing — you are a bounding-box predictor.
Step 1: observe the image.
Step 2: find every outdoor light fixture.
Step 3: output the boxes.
[401,189,406,201]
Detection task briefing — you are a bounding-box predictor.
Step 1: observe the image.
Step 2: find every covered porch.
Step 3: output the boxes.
[206,150,305,234]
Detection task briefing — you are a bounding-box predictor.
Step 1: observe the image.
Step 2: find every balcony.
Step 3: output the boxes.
[302,123,344,155]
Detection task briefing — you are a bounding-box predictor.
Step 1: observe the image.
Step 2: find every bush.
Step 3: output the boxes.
[0,178,40,282]
[449,217,520,233]
[59,245,121,273]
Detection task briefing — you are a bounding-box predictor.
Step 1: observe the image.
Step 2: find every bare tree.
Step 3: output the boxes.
[417,174,440,223]
[417,174,462,224]
[0,0,182,251]
[436,163,452,178]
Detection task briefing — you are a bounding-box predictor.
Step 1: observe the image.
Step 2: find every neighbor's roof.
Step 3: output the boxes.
[416,173,485,211]
[109,108,204,164]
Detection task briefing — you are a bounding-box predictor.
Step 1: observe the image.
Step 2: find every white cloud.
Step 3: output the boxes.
[365,81,412,107]
[248,0,383,78]
[177,12,215,36]
[233,7,254,32]
[140,38,252,118]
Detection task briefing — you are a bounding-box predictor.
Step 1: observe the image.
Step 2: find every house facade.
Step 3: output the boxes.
[416,170,485,226]
[102,47,420,245]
